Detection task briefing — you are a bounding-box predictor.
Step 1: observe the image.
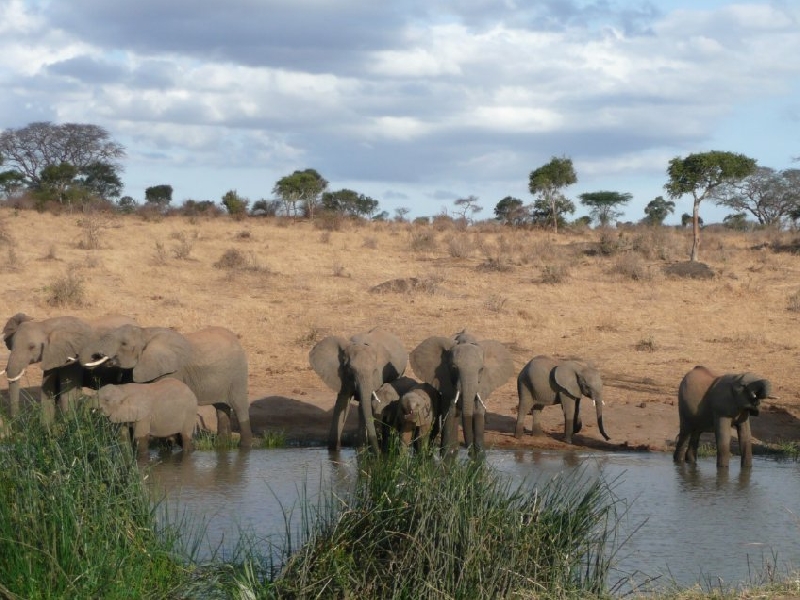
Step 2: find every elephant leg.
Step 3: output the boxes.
[736,419,753,468]
[133,421,151,460]
[673,427,691,464]
[714,416,733,468]
[572,398,583,434]
[561,397,576,444]
[40,370,58,425]
[181,427,194,453]
[328,392,351,452]
[215,405,233,440]
[57,363,84,414]
[529,407,544,436]
[686,431,701,464]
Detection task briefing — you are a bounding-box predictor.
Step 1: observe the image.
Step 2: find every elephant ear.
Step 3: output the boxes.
[133,330,188,382]
[43,321,92,370]
[553,362,583,400]
[106,395,150,424]
[478,339,515,398]
[3,313,33,350]
[409,336,456,397]
[309,335,350,392]
[354,327,408,381]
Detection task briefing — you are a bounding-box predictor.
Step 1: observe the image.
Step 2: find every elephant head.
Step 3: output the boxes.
[81,325,189,383]
[552,360,610,441]
[3,314,92,417]
[309,327,408,452]
[734,373,772,417]
[97,383,147,423]
[410,331,514,455]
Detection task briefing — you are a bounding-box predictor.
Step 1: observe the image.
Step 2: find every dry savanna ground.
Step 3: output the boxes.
[2,207,800,456]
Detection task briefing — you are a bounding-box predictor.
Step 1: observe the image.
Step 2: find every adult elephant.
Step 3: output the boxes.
[674,366,774,469]
[2,313,135,420]
[80,324,253,448]
[309,327,408,453]
[410,330,514,456]
[515,355,610,445]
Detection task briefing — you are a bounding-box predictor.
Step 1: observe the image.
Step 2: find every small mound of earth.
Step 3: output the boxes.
[369,277,435,294]
[663,261,715,279]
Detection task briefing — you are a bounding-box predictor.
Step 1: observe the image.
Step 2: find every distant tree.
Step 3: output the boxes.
[394,207,410,222]
[0,122,125,190]
[722,213,751,231]
[38,162,79,205]
[116,196,138,214]
[321,188,379,217]
[272,168,328,219]
[145,184,173,207]
[77,162,123,199]
[715,167,800,227]
[494,196,527,226]
[529,156,577,233]
[665,151,757,261]
[250,199,282,217]
[372,210,390,221]
[453,195,483,223]
[221,189,249,219]
[0,169,26,198]
[680,212,703,228]
[530,195,576,229]
[578,190,632,227]
[180,199,220,217]
[573,215,592,228]
[642,196,676,225]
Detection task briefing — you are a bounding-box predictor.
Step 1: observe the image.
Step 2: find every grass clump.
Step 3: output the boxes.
[0,404,189,599]
[265,452,620,599]
[193,429,287,450]
[46,268,85,307]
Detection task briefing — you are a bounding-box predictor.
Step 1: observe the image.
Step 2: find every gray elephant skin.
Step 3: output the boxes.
[515,355,610,445]
[674,366,773,468]
[309,327,408,452]
[2,313,135,420]
[410,330,514,456]
[373,379,443,452]
[98,379,197,458]
[80,324,252,448]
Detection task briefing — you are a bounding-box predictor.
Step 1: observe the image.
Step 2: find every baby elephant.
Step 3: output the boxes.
[674,366,774,469]
[97,379,198,458]
[373,379,441,452]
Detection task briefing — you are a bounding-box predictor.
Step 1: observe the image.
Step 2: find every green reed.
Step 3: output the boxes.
[258,451,622,599]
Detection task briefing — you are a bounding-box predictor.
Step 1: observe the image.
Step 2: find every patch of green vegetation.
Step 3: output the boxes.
[192,429,287,451]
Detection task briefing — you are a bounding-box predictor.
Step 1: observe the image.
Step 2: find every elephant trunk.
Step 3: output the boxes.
[594,392,610,441]
[356,376,381,453]
[458,378,482,453]
[7,378,20,417]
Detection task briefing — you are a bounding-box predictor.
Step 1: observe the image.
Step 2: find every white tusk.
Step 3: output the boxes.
[453,390,460,406]
[7,369,25,382]
[83,356,110,367]
[477,392,486,410]
[0,369,4,376]
[371,391,382,405]
[767,395,779,400]
[65,356,77,363]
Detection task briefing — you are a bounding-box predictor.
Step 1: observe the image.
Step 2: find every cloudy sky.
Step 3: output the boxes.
[1,0,798,223]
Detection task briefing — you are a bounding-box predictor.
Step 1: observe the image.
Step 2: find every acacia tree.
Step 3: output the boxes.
[715,167,800,226]
[528,156,577,233]
[578,190,632,227]
[320,189,379,217]
[642,196,676,225]
[145,184,173,208]
[453,195,483,223]
[272,169,328,219]
[494,196,527,226]
[0,122,125,190]
[664,151,757,261]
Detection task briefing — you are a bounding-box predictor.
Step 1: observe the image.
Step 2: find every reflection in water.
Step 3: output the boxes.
[146,449,800,591]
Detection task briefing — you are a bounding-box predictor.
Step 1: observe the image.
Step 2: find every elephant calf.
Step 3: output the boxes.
[97,379,198,459]
[674,366,774,469]
[374,381,442,452]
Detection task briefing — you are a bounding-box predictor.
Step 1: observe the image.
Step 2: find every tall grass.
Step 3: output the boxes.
[260,451,621,599]
[0,405,189,599]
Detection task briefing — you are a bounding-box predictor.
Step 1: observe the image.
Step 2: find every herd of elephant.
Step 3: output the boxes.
[1,315,776,469]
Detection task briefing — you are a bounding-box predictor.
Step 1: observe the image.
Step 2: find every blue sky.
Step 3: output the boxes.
[0,0,797,224]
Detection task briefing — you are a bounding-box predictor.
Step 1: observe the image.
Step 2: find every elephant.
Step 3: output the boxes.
[2,313,135,420]
[309,327,408,453]
[372,379,443,452]
[79,324,253,448]
[410,330,514,456]
[515,355,610,445]
[674,366,774,468]
[97,379,197,458]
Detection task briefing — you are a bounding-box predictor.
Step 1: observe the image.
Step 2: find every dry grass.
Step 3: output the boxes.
[2,210,800,432]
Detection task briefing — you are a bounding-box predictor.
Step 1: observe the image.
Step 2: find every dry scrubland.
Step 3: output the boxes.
[2,208,800,453]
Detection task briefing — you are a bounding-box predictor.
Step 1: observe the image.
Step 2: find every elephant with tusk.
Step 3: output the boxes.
[3,313,136,420]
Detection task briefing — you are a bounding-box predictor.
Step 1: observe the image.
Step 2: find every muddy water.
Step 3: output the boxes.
[148,448,800,591]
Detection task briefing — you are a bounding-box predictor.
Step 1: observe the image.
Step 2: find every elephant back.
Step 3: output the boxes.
[352,327,408,381]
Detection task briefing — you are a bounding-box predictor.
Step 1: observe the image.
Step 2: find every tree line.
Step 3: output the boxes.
[1,121,798,262]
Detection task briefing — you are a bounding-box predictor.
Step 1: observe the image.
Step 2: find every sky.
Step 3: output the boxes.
[0,0,798,224]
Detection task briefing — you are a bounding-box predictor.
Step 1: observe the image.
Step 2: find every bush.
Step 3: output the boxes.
[46,269,85,307]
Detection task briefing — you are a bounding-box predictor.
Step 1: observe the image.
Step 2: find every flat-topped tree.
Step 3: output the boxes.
[664,151,757,262]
